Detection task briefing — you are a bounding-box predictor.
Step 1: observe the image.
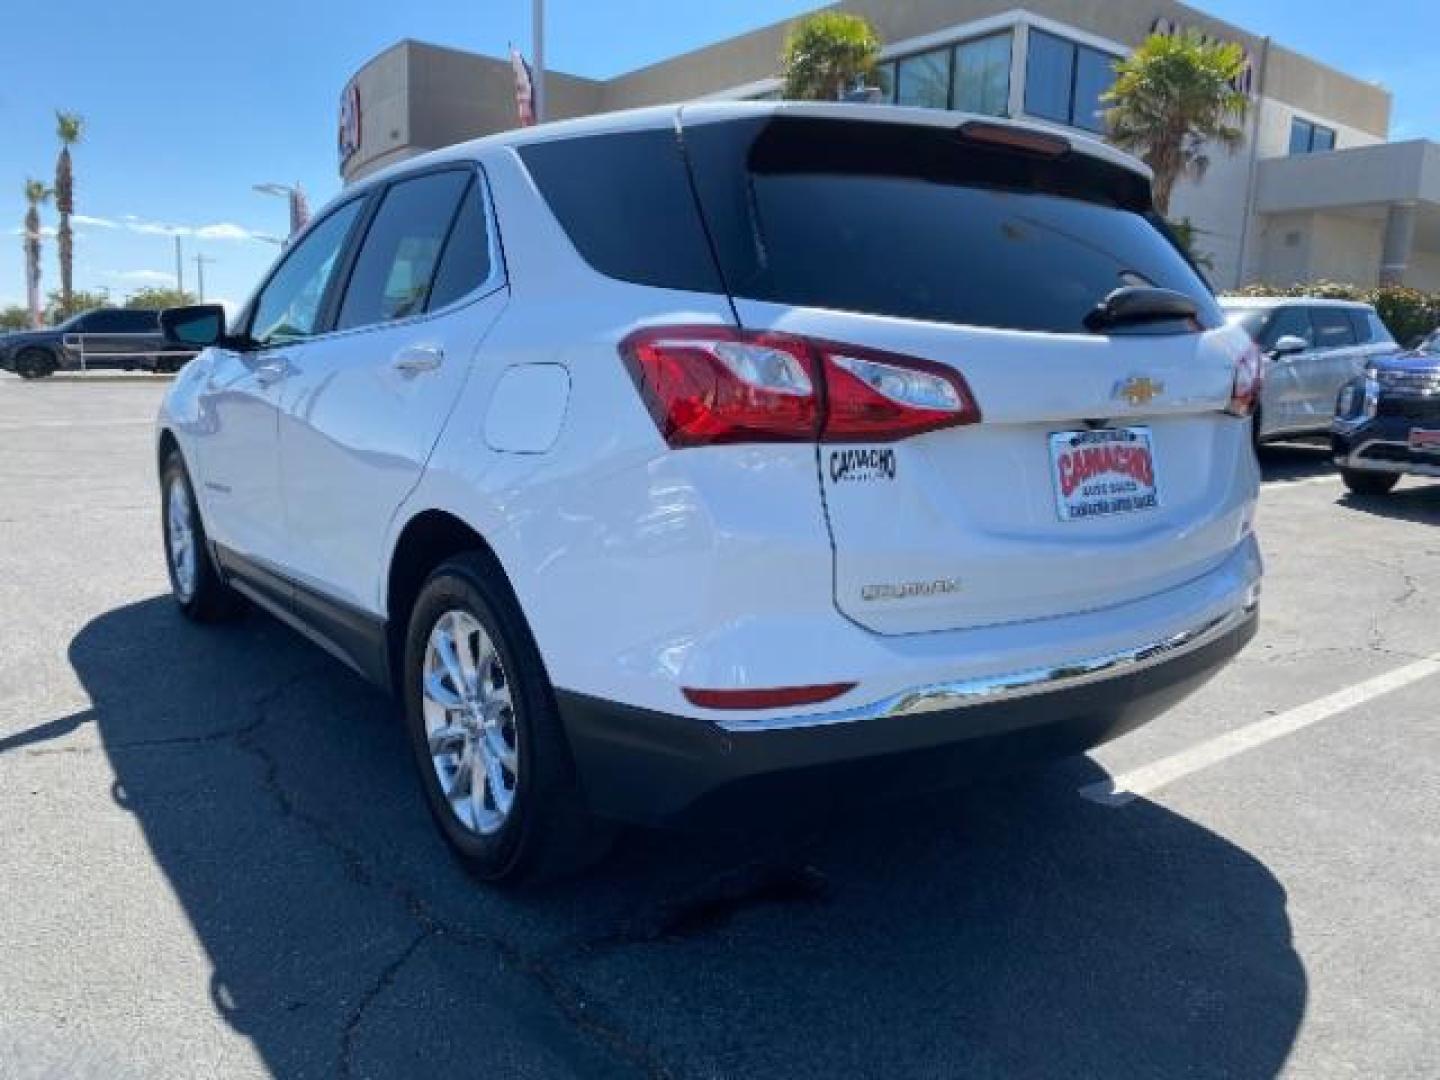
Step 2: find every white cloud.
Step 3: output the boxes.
[193,222,258,242]
[102,269,175,285]
[73,214,118,229]
[112,216,264,242]
[9,225,56,238]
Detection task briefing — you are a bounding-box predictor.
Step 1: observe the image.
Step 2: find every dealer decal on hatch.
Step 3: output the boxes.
[829,447,897,484]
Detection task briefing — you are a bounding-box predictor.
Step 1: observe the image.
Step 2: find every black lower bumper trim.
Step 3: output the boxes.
[557,611,1258,829]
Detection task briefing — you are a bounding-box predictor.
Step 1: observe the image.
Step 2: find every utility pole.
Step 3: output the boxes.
[532,0,546,123]
[193,254,217,302]
[173,234,185,295]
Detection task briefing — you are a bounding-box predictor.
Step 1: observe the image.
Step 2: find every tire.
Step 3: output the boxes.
[402,553,609,884]
[1340,468,1399,497]
[15,348,55,380]
[161,452,242,621]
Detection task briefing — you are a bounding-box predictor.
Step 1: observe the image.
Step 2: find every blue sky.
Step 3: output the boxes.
[1,0,1436,314]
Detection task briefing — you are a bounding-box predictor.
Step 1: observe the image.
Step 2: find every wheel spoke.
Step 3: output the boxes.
[448,741,476,798]
[433,625,469,698]
[423,670,463,711]
[481,744,510,813]
[482,722,517,773]
[452,614,481,692]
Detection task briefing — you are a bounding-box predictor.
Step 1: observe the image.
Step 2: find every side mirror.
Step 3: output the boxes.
[160,304,226,349]
[1270,335,1309,358]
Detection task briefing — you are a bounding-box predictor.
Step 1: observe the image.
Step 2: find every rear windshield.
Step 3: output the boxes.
[685,117,1222,335]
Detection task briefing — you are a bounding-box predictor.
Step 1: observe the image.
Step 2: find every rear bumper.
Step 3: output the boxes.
[558,599,1258,829]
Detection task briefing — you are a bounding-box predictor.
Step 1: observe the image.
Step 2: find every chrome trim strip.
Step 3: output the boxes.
[715,600,1259,734]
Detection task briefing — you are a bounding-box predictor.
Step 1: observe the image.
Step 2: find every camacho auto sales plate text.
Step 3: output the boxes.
[1050,427,1159,522]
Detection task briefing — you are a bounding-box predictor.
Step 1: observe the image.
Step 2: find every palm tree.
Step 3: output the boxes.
[54,111,85,316]
[22,179,52,329]
[780,11,881,102]
[1103,32,1249,217]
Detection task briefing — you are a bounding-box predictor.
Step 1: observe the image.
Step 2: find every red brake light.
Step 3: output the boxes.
[1227,343,1264,418]
[621,327,980,447]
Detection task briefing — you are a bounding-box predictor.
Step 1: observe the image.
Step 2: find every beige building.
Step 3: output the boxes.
[338,1,1440,292]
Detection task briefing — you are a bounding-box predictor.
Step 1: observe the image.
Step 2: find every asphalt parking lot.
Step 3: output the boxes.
[1,374,1437,1079]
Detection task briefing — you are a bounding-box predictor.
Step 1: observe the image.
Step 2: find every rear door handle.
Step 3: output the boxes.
[392,345,444,376]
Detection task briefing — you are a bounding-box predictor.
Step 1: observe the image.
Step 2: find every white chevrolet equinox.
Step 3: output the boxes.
[156,103,1263,882]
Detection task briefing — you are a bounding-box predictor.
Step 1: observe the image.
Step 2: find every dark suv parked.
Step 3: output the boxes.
[0,308,197,378]
[1332,332,1440,494]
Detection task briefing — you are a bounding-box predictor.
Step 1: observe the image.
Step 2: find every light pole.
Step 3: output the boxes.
[253,182,310,238]
[193,253,217,302]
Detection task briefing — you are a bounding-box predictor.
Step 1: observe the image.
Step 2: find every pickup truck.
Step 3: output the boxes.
[0,308,199,378]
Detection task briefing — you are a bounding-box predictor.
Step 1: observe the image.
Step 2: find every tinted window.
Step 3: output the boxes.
[1025,30,1074,124]
[896,48,950,109]
[251,200,364,346]
[1347,309,1374,344]
[338,170,470,331]
[875,62,896,102]
[518,129,724,294]
[685,117,1219,335]
[1072,46,1116,133]
[1262,306,1314,349]
[1368,310,1395,346]
[86,309,156,332]
[1026,30,1116,131]
[427,178,496,311]
[1290,118,1337,156]
[954,32,1012,117]
[1312,308,1357,348]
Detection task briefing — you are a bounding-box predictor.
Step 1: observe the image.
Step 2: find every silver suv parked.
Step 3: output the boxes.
[1221,298,1398,445]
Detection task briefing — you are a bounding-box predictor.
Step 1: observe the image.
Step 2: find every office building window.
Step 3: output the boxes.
[896,48,951,109]
[1290,117,1337,155]
[875,62,896,103]
[954,31,1012,116]
[1025,29,1118,134]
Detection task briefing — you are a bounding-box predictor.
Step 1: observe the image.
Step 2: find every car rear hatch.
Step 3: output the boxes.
[680,106,1257,635]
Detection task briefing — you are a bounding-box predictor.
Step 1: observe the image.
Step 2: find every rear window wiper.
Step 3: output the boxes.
[1084,286,1200,333]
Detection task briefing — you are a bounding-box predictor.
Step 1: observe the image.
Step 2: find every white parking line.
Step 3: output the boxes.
[1081,652,1440,806]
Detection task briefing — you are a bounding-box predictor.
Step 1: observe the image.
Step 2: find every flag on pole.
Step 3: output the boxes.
[510,44,536,128]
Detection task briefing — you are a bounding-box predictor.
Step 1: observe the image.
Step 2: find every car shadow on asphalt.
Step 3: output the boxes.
[62,597,1307,1079]
[1339,482,1440,524]
[1257,439,1334,483]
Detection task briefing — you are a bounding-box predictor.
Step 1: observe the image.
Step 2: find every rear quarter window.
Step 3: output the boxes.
[517,128,724,295]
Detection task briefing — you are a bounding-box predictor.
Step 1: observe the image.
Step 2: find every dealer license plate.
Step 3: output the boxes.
[1408,428,1440,452]
[1050,427,1159,522]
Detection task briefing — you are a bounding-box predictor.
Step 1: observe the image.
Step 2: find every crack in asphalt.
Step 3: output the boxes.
[223,677,676,1080]
[337,929,433,1080]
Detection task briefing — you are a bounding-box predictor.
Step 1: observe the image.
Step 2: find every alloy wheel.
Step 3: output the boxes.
[421,609,519,835]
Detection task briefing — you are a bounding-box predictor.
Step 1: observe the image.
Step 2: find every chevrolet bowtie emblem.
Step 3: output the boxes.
[1114,376,1164,407]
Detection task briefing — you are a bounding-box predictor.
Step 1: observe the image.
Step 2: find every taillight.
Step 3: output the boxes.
[621,327,980,447]
[1226,343,1264,418]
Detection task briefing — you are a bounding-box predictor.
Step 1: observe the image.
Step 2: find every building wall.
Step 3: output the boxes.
[338,0,1398,286]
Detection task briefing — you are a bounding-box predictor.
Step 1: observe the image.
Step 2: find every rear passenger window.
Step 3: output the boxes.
[1312,308,1357,349]
[426,178,495,311]
[337,170,471,331]
[517,129,725,295]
